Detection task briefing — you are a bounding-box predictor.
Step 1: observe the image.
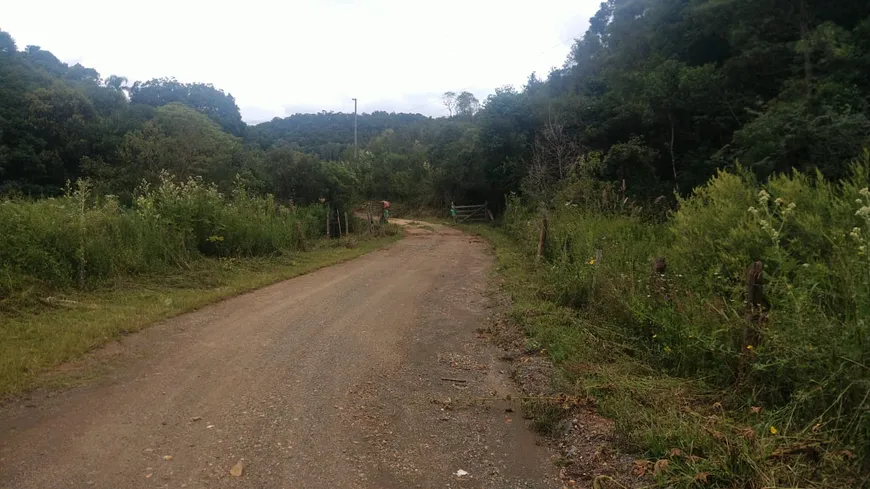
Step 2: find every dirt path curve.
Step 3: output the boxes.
[0,221,557,489]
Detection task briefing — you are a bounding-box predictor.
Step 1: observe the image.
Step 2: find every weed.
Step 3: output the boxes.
[0,173,327,312]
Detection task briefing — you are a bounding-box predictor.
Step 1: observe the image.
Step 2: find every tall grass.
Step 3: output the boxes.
[0,172,327,311]
[499,154,870,487]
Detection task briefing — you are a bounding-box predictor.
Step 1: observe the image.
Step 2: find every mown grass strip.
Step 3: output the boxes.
[0,235,400,398]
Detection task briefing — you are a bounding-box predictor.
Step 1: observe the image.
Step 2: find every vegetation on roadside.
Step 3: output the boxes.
[0,226,399,397]
[474,157,870,488]
[0,168,401,396]
[1,174,330,312]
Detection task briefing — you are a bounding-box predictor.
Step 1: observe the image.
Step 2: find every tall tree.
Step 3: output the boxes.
[0,31,16,55]
[105,75,129,92]
[441,91,457,117]
[115,103,241,185]
[455,91,480,120]
[130,78,246,136]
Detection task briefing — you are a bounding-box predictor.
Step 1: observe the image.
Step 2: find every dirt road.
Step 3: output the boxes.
[0,222,557,488]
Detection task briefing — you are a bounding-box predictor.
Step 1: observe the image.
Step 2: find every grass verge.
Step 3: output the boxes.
[467,224,863,489]
[0,235,400,398]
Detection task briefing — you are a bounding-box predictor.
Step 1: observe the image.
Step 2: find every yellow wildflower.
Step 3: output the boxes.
[746,345,753,350]
[587,258,596,265]
[769,426,778,435]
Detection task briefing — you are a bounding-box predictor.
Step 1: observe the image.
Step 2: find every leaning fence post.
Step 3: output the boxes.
[537,215,548,261]
[336,208,342,238]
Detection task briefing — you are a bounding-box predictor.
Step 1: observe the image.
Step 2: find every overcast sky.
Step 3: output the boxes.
[3,0,599,123]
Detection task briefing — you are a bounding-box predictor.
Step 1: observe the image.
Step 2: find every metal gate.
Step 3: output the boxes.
[451,202,494,223]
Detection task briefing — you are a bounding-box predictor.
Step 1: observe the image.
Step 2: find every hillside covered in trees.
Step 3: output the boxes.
[5,0,870,209]
[0,29,429,205]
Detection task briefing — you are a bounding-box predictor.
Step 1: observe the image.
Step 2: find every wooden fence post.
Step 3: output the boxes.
[649,257,668,301]
[336,208,342,238]
[296,221,306,252]
[744,260,764,342]
[740,260,764,376]
[537,215,548,261]
[652,257,666,275]
[326,204,331,238]
[345,212,350,234]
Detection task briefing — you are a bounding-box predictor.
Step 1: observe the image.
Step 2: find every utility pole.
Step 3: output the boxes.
[352,98,358,161]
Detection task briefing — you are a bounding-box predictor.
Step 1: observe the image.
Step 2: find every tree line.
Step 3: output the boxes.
[252,0,870,210]
[3,0,870,210]
[0,30,411,207]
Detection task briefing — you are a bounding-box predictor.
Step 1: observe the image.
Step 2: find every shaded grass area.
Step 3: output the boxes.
[469,225,863,489]
[0,235,399,398]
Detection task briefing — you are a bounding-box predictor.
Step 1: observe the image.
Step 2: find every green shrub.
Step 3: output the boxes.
[0,174,329,311]
[665,160,870,457]
[501,153,870,473]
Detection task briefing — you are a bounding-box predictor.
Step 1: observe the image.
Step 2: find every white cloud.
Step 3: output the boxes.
[2,0,600,121]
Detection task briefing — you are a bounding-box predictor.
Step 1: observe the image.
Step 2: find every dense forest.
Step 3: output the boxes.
[3,0,870,485]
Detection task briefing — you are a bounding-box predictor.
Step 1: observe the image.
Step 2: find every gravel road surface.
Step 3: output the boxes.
[0,222,557,489]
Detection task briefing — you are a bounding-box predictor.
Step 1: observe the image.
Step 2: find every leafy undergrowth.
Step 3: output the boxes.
[469,225,864,489]
[0,176,331,314]
[0,234,399,398]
